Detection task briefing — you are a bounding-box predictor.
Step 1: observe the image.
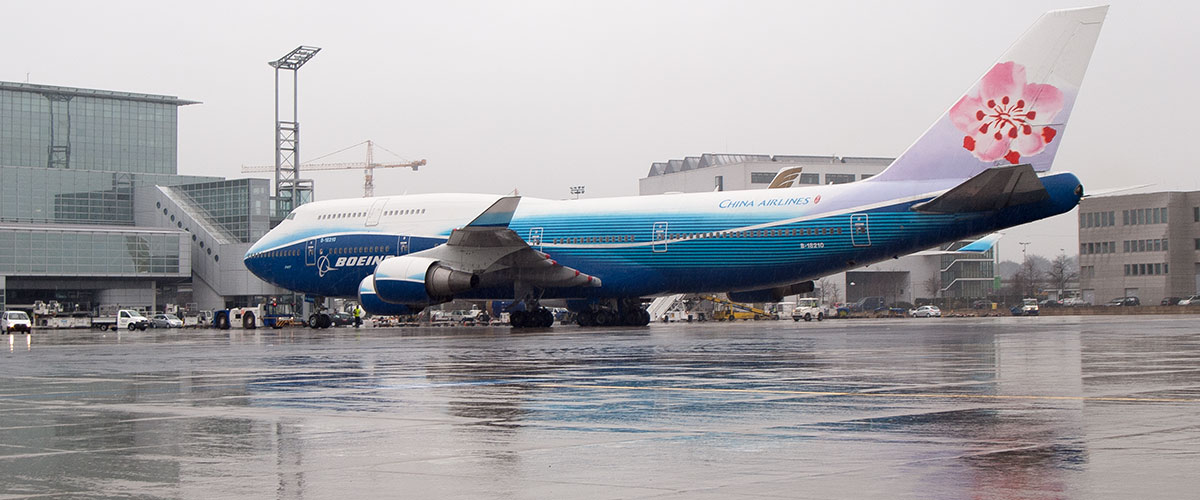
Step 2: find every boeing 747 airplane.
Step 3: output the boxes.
[245,6,1107,328]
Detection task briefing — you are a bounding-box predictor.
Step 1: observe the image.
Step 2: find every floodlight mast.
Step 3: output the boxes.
[269,45,320,218]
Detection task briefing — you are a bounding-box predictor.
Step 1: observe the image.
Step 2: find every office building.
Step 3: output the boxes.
[0,81,286,313]
[1078,191,1200,304]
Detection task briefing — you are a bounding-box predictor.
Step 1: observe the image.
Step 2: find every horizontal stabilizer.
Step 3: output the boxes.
[1083,184,1153,198]
[911,164,1048,214]
[956,233,1003,252]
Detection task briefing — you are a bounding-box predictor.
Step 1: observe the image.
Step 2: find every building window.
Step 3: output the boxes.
[799,173,820,185]
[750,172,775,184]
[825,174,857,184]
[1194,206,1199,222]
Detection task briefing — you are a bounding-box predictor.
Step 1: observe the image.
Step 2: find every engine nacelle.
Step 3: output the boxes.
[358,275,424,316]
[727,281,815,303]
[373,255,479,305]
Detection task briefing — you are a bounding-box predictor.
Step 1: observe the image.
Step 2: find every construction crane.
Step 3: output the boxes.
[242,140,425,198]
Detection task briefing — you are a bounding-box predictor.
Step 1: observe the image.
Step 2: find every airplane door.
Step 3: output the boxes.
[365,199,388,227]
[397,235,410,255]
[652,222,668,253]
[305,239,316,266]
[528,227,543,250]
[850,214,871,247]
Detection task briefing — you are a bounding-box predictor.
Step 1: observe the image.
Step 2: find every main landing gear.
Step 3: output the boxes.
[509,308,555,328]
[307,296,333,329]
[575,298,651,327]
[307,313,332,329]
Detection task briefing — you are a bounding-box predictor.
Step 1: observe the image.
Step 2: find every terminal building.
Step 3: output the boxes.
[0,81,288,314]
[1077,191,1200,305]
[639,154,999,305]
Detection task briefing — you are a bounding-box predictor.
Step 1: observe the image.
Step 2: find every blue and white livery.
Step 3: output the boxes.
[245,7,1107,328]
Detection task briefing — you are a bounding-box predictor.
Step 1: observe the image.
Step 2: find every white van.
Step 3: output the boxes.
[2,311,32,333]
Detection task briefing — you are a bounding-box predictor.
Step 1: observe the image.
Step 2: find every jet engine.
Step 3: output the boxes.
[372,255,479,305]
[358,276,424,316]
[727,281,814,303]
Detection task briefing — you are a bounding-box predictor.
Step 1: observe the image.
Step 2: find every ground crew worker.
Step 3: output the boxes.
[353,305,362,328]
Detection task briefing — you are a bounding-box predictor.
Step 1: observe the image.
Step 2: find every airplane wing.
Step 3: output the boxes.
[411,196,601,289]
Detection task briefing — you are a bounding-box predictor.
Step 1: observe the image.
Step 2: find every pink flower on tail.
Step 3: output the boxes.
[949,61,1063,164]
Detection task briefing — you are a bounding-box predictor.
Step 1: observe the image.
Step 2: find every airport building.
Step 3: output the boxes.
[1077,191,1200,305]
[638,154,999,305]
[0,81,287,313]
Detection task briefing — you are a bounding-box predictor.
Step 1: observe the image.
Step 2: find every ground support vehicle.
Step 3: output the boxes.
[213,306,293,330]
[702,296,776,321]
[792,298,829,322]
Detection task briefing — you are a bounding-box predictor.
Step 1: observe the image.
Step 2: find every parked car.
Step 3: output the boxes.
[329,312,356,327]
[1,310,32,333]
[849,296,886,313]
[909,305,942,318]
[1160,297,1183,306]
[1039,299,1062,308]
[1106,296,1140,307]
[1178,295,1200,306]
[1062,297,1089,307]
[149,313,184,328]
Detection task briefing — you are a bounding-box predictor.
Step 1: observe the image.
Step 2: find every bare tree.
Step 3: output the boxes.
[924,274,943,299]
[817,276,840,304]
[1045,253,1077,298]
[1011,256,1044,298]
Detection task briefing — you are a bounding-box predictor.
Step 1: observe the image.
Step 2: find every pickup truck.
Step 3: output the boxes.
[93,309,150,331]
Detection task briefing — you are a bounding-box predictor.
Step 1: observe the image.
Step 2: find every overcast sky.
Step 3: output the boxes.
[3,0,1197,260]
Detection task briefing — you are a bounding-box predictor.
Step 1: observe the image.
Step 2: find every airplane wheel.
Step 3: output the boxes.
[538,309,554,328]
[510,310,527,328]
[593,310,614,327]
[638,310,651,326]
[318,314,332,329]
[622,309,642,326]
[576,310,595,327]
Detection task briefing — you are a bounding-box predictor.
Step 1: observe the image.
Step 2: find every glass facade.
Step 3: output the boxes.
[939,243,997,299]
[0,227,186,277]
[0,83,192,174]
[0,166,219,226]
[173,179,271,243]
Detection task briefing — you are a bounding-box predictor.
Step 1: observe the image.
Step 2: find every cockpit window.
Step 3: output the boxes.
[285,212,297,220]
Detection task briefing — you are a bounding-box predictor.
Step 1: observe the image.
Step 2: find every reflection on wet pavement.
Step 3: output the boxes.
[0,316,1198,498]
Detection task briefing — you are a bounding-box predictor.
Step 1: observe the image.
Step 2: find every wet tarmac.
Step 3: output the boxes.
[1,315,1198,499]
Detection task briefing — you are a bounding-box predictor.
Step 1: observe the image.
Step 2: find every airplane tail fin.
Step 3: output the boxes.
[869,6,1107,183]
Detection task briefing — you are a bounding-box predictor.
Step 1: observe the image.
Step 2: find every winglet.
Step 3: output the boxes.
[466,196,521,228]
